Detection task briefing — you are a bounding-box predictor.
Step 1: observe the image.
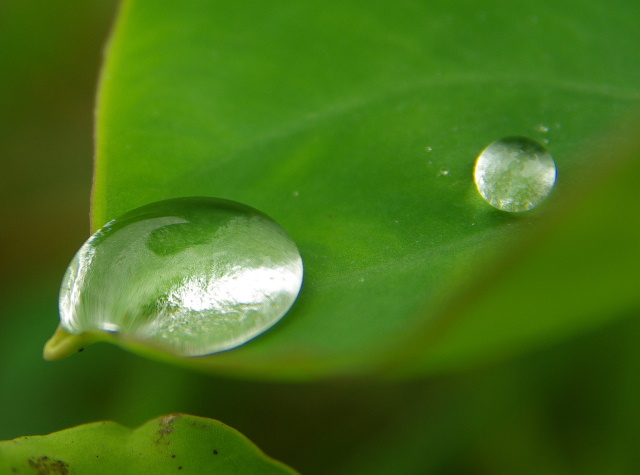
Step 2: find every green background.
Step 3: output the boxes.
[1,1,639,474]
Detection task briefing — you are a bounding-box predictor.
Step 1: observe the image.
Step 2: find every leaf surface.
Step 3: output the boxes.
[90,0,640,378]
[0,414,297,475]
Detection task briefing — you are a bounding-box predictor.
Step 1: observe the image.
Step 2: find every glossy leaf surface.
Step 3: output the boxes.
[91,0,640,378]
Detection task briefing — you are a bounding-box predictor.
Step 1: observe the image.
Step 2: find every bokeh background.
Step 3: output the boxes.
[1,2,639,474]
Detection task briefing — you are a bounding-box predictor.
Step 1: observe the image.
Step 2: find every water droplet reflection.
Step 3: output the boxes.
[57,197,303,356]
[474,137,556,212]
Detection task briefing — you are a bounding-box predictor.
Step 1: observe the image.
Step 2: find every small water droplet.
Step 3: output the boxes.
[438,167,450,176]
[474,137,556,212]
[56,197,303,357]
[425,146,433,152]
[292,190,300,197]
[536,124,550,133]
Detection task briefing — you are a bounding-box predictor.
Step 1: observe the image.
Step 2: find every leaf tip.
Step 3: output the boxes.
[43,326,98,361]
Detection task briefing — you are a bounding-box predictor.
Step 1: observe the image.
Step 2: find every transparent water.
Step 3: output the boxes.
[58,197,303,357]
[474,137,556,212]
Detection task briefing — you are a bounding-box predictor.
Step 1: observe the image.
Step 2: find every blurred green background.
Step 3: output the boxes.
[1,2,639,474]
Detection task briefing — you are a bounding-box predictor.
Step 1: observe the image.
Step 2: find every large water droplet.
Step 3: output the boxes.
[46,197,303,359]
[474,137,557,212]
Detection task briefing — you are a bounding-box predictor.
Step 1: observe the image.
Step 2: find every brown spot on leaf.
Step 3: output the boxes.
[28,456,69,475]
[156,414,182,445]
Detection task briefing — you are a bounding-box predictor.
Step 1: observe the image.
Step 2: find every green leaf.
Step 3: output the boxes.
[392,123,640,375]
[0,414,297,475]
[84,0,640,378]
